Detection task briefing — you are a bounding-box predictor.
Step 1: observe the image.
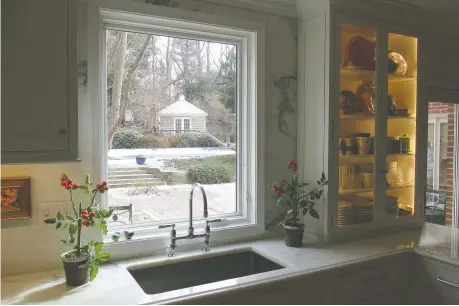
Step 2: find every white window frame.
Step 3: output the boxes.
[87,0,265,258]
[428,114,448,191]
[174,117,191,134]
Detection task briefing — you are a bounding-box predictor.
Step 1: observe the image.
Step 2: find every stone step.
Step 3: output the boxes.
[109,177,160,184]
[109,181,165,189]
[108,173,155,180]
[108,169,149,176]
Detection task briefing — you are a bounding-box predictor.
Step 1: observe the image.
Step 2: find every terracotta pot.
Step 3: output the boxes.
[283,224,304,248]
[61,251,90,286]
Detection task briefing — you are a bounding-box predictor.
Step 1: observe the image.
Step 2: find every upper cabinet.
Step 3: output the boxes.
[1,0,78,163]
[297,2,432,242]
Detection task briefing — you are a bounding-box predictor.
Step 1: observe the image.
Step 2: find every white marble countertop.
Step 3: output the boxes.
[1,228,425,305]
[2,234,420,305]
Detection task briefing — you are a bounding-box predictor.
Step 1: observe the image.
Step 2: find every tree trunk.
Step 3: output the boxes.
[107,32,127,148]
[108,34,151,147]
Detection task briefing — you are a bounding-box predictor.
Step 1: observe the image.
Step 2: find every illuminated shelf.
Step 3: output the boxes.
[340,114,415,120]
[340,154,414,164]
[340,68,417,83]
[339,184,413,195]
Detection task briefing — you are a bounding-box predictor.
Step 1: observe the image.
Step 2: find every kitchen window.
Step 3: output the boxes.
[425,102,458,227]
[87,0,264,255]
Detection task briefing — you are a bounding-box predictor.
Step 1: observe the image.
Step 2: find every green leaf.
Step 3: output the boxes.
[96,252,111,262]
[44,218,56,224]
[309,208,320,219]
[78,185,90,194]
[302,207,309,216]
[89,265,99,281]
[66,215,75,221]
[85,175,90,186]
[69,223,78,235]
[56,222,62,229]
[57,212,65,221]
[97,221,108,235]
[94,242,103,254]
[59,239,67,244]
[69,237,75,244]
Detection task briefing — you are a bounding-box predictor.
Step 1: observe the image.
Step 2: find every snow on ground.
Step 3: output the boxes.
[108,147,235,170]
[108,183,236,225]
[109,147,235,159]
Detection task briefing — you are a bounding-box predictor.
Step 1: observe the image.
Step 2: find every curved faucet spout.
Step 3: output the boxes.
[188,183,208,236]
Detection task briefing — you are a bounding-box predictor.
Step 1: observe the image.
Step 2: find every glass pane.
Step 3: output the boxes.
[106,30,238,227]
[183,119,191,131]
[338,24,376,227]
[385,33,417,218]
[440,122,448,190]
[425,102,456,226]
[175,119,182,133]
[427,123,434,189]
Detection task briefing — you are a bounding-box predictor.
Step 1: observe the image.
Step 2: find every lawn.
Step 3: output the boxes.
[163,155,236,183]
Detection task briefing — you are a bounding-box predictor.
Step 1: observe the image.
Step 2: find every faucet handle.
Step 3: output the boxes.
[203,219,221,252]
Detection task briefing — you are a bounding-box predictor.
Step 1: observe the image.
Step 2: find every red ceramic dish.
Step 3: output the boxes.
[346,36,375,71]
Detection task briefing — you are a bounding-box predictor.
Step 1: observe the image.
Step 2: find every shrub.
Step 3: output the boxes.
[169,132,222,148]
[139,135,169,148]
[112,128,143,149]
[187,164,233,184]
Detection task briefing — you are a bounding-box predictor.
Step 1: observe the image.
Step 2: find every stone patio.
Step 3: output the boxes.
[107,183,236,226]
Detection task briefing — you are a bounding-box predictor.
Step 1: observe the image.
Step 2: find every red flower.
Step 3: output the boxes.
[272,186,282,198]
[96,184,101,189]
[287,160,297,171]
[64,184,71,190]
[72,183,78,190]
[60,181,66,187]
[82,220,89,227]
[101,181,107,186]
[89,211,96,218]
[66,178,72,185]
[81,210,88,216]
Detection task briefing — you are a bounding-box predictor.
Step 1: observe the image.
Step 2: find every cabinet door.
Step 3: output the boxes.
[1,0,77,162]
[383,32,417,219]
[337,20,379,228]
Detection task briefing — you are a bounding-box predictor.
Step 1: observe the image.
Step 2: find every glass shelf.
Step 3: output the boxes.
[340,114,416,120]
[339,184,413,195]
[340,68,416,83]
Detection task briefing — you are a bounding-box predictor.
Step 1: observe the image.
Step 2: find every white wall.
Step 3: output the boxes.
[1,0,297,276]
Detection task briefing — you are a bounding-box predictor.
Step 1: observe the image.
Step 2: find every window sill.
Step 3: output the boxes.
[104,220,264,260]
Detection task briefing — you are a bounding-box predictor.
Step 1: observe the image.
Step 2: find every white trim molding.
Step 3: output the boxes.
[87,0,266,259]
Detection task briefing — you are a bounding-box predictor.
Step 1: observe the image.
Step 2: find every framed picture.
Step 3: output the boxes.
[1,177,31,220]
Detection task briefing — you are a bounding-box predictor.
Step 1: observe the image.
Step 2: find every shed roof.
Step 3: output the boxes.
[157,95,208,116]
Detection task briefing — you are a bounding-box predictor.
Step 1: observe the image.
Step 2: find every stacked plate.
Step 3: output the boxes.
[338,203,354,227]
[338,199,374,226]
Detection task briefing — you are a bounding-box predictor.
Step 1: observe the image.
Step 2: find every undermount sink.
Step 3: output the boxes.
[128,250,285,295]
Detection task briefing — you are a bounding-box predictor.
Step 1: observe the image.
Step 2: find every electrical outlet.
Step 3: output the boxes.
[39,201,72,228]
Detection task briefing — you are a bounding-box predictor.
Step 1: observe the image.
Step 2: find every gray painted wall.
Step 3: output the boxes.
[159,115,206,133]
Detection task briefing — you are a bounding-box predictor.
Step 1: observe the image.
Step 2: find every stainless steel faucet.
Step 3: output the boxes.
[158,183,221,257]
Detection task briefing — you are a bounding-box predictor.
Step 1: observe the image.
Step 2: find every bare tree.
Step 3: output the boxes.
[108,34,151,147]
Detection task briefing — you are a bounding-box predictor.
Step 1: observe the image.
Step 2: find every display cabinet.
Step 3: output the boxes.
[297,6,426,242]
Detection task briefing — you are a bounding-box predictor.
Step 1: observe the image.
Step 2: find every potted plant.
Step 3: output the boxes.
[136,154,146,165]
[44,173,113,286]
[270,160,328,247]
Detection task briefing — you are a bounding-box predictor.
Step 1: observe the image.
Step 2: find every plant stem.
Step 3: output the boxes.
[70,190,78,217]
[76,203,82,258]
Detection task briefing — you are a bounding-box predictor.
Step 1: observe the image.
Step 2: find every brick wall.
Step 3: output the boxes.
[428,102,455,225]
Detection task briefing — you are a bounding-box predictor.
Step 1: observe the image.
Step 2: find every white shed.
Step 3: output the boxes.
[157,95,208,133]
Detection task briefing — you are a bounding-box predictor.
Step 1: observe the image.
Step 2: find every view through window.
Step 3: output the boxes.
[425,102,457,226]
[105,30,238,227]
